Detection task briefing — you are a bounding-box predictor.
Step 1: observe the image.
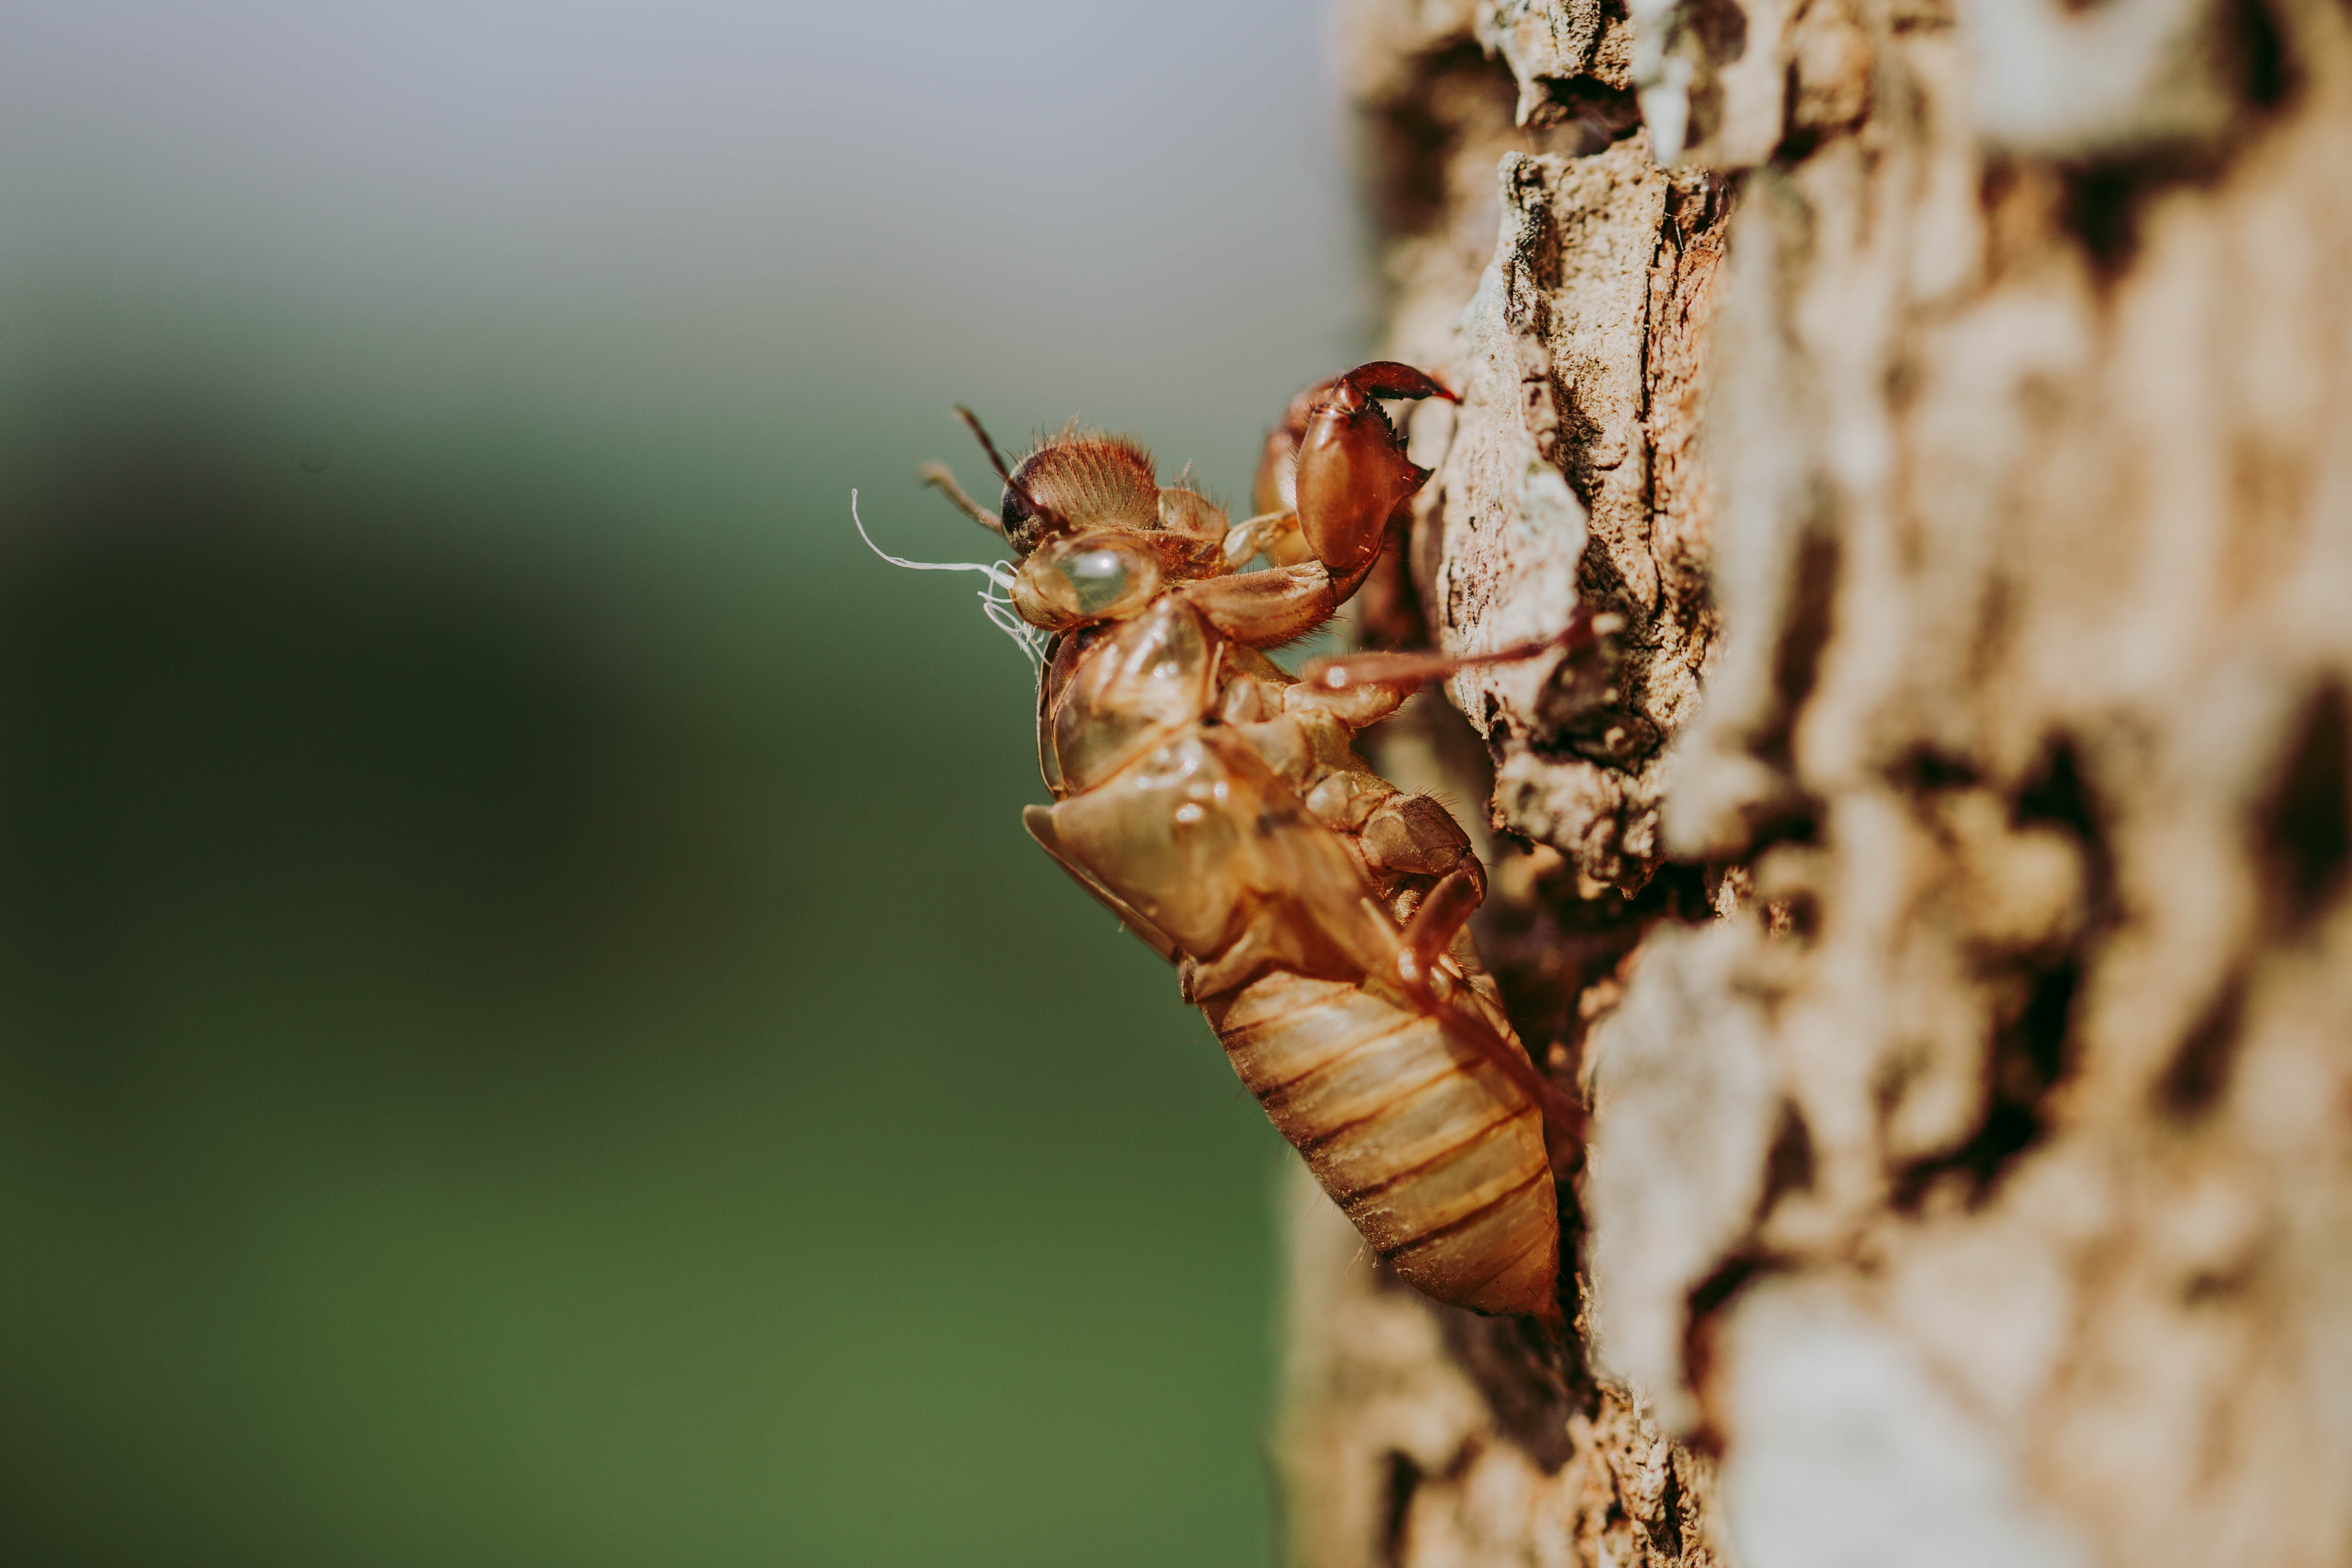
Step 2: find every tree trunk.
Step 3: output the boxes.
[1282,2,2352,1564]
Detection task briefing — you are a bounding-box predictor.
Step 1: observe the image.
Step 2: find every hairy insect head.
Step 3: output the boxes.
[998,424,1159,555]
[951,404,1066,545]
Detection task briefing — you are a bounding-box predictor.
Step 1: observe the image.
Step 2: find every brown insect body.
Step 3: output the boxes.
[911,364,1572,1318]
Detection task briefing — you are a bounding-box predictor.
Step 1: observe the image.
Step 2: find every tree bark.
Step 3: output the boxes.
[1284,3,2352,1565]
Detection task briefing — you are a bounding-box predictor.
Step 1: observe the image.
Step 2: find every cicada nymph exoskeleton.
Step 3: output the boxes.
[864,363,1602,1318]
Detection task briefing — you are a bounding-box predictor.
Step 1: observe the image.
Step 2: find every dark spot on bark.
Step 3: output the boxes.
[1889,736,2116,1204]
[1653,1452,1687,1557]
[1380,1450,1421,1568]
[2160,967,2250,1118]
[2183,1267,2244,1304]
[2017,737,2116,920]
[1893,746,1981,793]
[1765,885,1819,940]
[1684,73,1726,155]
[1503,147,1562,249]
[1666,169,1738,239]
[1528,77,1645,153]
[1361,43,1518,243]
[1655,861,1721,924]
[2012,958,2080,1091]
[1778,61,1818,162]
[2258,677,2351,939]
[2060,164,2145,277]
[1686,1248,1763,1328]
[2232,0,2296,110]
[1759,530,1840,770]
[2153,681,2352,1119]
[1530,606,1633,747]
[1897,956,2085,1209]
[1355,510,1427,651]
[1677,0,1748,65]
[1884,351,1923,411]
[1748,798,1824,855]
[1679,1251,1769,1455]
[1532,707,1661,770]
[1437,1306,1589,1471]
[2057,14,2297,282]
[1759,1100,1816,1214]
[1700,525,1838,857]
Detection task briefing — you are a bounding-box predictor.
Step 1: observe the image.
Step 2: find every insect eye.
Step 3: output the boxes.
[1011,535,1163,629]
[1061,549,1136,613]
[1049,542,1158,617]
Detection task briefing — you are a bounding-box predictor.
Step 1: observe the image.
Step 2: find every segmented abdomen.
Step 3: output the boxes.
[1200,971,1557,1317]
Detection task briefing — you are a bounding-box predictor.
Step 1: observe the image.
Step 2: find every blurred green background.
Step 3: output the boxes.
[0,4,1365,1562]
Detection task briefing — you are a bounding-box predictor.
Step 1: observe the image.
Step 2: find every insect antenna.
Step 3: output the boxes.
[916,461,1005,534]
[851,489,1049,676]
[953,404,1071,537]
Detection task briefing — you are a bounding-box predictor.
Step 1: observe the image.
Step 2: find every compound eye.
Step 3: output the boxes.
[1062,548,1142,614]
[1000,487,1032,540]
[1011,534,1163,630]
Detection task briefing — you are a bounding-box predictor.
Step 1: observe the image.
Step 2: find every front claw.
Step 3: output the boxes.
[1295,363,1446,579]
[1336,361,1458,403]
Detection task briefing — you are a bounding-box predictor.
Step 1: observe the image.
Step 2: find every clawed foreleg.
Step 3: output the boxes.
[1192,360,1454,644]
[1393,866,1482,989]
[1387,954,1586,1138]
[1178,559,1363,648]
[1382,850,1584,1138]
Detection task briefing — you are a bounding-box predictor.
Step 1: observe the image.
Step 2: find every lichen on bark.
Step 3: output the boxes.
[1285,2,2352,1565]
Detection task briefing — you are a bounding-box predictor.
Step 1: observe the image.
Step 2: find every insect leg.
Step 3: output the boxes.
[1360,793,1486,904]
[1178,560,1359,647]
[1298,604,1628,695]
[1194,359,1452,646]
[1344,794,1584,1134]
[1383,962,1587,1138]
[1394,867,1482,988]
[1291,362,1452,580]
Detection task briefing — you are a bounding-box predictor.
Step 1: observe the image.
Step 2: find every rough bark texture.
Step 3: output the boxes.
[1285,2,2352,1565]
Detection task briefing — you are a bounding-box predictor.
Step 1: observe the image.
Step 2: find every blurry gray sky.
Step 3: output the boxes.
[0,0,1363,478]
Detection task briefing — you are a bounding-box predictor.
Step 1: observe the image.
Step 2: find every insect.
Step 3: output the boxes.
[862,363,1599,1318]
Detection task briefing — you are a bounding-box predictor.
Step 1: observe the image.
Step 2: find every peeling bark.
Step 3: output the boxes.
[1286,2,2352,1564]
